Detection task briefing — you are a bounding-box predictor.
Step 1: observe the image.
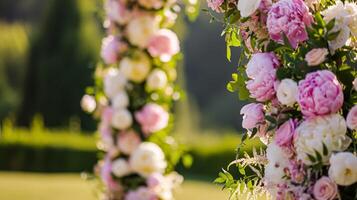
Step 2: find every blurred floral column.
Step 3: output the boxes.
[81,0,198,199]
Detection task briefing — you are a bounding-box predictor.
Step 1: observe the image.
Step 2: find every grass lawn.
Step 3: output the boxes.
[0,172,228,200]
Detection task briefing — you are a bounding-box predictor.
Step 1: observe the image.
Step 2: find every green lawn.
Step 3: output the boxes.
[0,172,228,200]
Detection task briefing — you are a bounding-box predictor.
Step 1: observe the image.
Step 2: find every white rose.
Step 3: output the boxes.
[126,15,158,48]
[237,0,262,18]
[130,142,167,177]
[112,91,129,109]
[295,114,351,165]
[119,52,151,83]
[111,109,133,130]
[112,158,132,177]
[264,143,289,185]
[147,69,168,90]
[277,79,298,106]
[80,95,96,113]
[329,152,357,186]
[104,69,127,98]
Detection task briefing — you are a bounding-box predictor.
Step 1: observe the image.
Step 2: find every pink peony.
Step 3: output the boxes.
[100,36,124,65]
[288,160,305,183]
[267,0,313,48]
[207,0,224,12]
[275,119,298,149]
[135,103,169,135]
[313,176,338,200]
[125,187,157,200]
[246,53,280,102]
[346,105,357,130]
[117,130,141,155]
[104,0,130,25]
[148,29,180,62]
[240,103,265,130]
[298,70,344,117]
[101,157,120,191]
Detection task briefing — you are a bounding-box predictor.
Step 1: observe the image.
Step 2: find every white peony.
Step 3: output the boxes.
[126,15,158,48]
[112,91,129,109]
[276,79,298,107]
[80,95,96,113]
[146,69,168,90]
[344,2,357,37]
[111,109,133,130]
[112,158,132,177]
[295,114,351,165]
[119,52,151,83]
[130,142,167,177]
[329,152,357,186]
[237,0,262,18]
[104,69,127,98]
[264,143,289,185]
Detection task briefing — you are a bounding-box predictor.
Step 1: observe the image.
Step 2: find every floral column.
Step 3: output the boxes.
[82,0,191,199]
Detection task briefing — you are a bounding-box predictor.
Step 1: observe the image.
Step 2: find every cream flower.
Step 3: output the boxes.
[119,52,151,83]
[111,109,133,130]
[104,69,127,98]
[112,91,129,109]
[126,15,158,48]
[130,142,167,177]
[305,48,329,66]
[329,152,357,186]
[80,95,96,113]
[237,0,262,18]
[353,78,357,91]
[295,114,351,165]
[112,158,132,177]
[264,143,289,185]
[276,79,298,106]
[138,0,163,9]
[146,69,168,90]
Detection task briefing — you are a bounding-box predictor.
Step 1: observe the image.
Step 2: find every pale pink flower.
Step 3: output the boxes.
[102,106,114,125]
[267,0,313,48]
[117,130,141,155]
[305,48,329,66]
[298,70,344,117]
[346,105,357,130]
[135,103,169,135]
[101,157,120,191]
[148,29,180,62]
[313,176,338,200]
[240,103,265,130]
[275,119,298,149]
[207,0,224,12]
[246,53,280,102]
[104,0,130,25]
[125,187,157,200]
[101,36,126,64]
[147,173,164,188]
[288,160,305,183]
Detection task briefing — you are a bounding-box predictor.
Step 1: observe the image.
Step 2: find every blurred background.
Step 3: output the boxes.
[0,0,258,199]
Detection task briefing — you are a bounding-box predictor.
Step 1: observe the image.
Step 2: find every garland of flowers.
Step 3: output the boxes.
[206,0,357,199]
[81,0,198,199]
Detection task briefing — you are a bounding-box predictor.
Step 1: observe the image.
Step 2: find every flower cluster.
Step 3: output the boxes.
[81,0,194,199]
[208,0,357,199]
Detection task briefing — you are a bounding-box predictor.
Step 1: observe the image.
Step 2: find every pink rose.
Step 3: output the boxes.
[100,36,126,64]
[207,0,224,12]
[313,176,338,200]
[298,70,344,117]
[275,119,298,149]
[267,0,313,48]
[135,103,169,135]
[346,105,357,130]
[147,173,164,188]
[117,130,141,155]
[148,29,180,62]
[246,53,280,102]
[240,103,265,130]
[125,187,157,200]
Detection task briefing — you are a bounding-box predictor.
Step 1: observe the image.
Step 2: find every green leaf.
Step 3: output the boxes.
[214,177,225,184]
[238,166,246,175]
[327,30,340,41]
[315,13,325,27]
[307,153,316,163]
[226,45,232,61]
[265,115,277,124]
[326,18,336,32]
[322,143,328,156]
[182,154,193,168]
[314,149,322,162]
